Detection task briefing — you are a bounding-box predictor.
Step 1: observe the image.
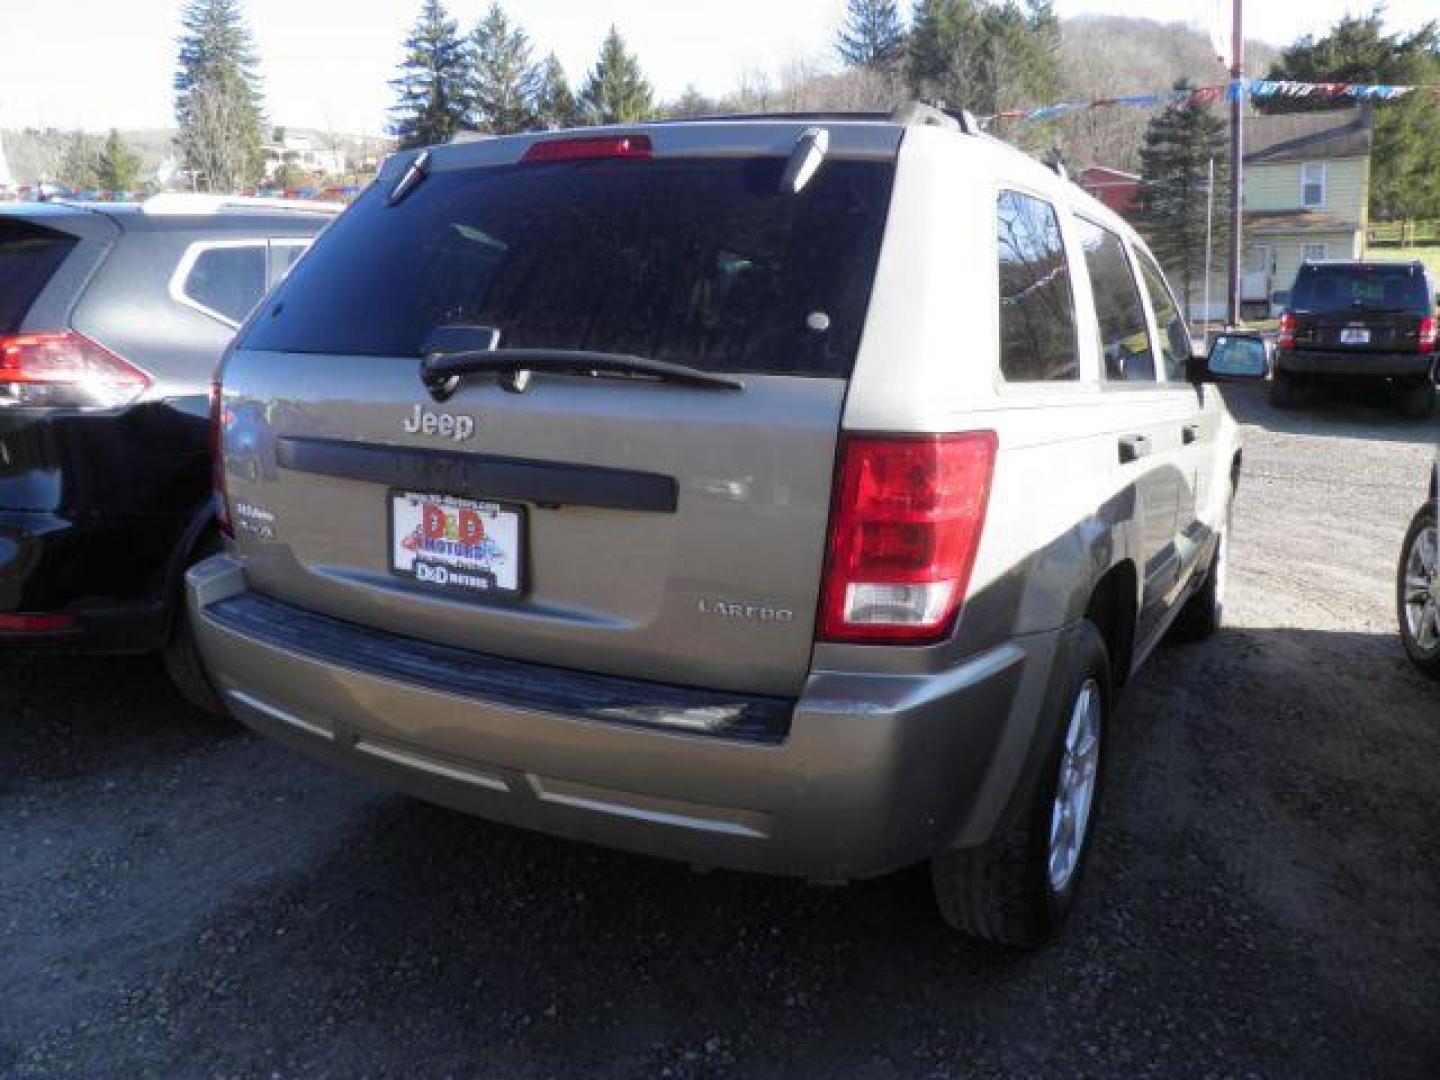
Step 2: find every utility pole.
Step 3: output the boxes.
[1227,0,1244,325]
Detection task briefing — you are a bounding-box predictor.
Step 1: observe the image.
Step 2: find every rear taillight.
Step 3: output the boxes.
[520,134,652,164]
[0,331,149,409]
[1419,315,1437,354]
[209,376,233,539]
[818,432,997,644]
[0,612,77,632]
[1278,313,1296,350]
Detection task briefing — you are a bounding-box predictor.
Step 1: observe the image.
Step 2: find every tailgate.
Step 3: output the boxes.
[219,134,897,697]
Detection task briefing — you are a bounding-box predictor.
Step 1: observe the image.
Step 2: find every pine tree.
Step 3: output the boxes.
[907,0,973,102]
[837,0,907,71]
[1264,13,1440,222]
[580,27,654,125]
[174,0,265,191]
[534,53,582,129]
[1139,82,1230,315]
[390,0,474,149]
[95,129,142,192]
[472,4,540,134]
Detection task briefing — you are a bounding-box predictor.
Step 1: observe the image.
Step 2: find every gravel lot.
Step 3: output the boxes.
[3,384,1438,1078]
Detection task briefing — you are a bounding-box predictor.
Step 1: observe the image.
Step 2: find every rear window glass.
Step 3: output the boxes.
[1075,218,1154,383]
[0,220,77,333]
[996,190,1079,382]
[242,157,895,378]
[1291,264,1431,315]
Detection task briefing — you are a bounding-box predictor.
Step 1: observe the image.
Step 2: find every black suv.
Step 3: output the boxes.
[1272,260,1438,416]
[0,195,335,707]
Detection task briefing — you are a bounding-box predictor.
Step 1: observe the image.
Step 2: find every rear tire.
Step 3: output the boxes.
[1397,501,1440,680]
[1398,379,1435,420]
[931,620,1111,947]
[1269,369,1296,408]
[161,536,227,718]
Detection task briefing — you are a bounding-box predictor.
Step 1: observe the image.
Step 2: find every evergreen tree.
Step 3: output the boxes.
[57,131,100,191]
[472,4,541,134]
[174,0,265,191]
[1264,13,1440,222]
[390,0,474,149]
[534,53,582,129]
[1139,82,1230,315]
[95,129,142,192]
[907,0,973,101]
[837,0,907,71]
[580,27,654,125]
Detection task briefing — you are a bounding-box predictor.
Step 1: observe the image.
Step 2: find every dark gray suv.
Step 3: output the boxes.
[0,195,336,707]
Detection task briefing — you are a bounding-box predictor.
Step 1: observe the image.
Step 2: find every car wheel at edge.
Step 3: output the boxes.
[1398,501,1440,680]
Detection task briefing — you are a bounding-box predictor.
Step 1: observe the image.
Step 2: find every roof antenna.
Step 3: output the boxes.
[779,127,829,195]
[388,149,430,207]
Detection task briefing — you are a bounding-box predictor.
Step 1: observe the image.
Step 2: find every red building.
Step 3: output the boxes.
[1078,166,1143,216]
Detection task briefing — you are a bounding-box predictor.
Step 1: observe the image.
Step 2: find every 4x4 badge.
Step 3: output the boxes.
[403,404,476,442]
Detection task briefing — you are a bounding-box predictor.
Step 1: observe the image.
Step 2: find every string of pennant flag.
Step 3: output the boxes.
[985,78,1440,126]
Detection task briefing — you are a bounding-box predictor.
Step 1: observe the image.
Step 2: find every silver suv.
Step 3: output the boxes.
[188,107,1255,944]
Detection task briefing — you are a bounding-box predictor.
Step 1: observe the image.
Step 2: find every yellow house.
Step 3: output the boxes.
[1233,107,1372,319]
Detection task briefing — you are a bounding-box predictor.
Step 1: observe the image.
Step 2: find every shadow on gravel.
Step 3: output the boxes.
[1219,382,1438,446]
[5,625,1436,1077]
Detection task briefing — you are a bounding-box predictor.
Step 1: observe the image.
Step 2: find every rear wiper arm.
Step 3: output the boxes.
[421,348,744,399]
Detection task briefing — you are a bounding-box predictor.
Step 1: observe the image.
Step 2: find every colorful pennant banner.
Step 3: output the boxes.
[989,78,1440,125]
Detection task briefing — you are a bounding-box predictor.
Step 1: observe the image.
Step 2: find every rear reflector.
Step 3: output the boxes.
[1278,312,1296,350]
[0,612,77,632]
[819,432,997,644]
[1419,315,1437,354]
[0,330,149,410]
[521,134,652,164]
[209,376,233,539]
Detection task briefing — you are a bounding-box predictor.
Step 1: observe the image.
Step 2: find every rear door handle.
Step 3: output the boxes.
[1182,424,1200,445]
[1118,435,1151,464]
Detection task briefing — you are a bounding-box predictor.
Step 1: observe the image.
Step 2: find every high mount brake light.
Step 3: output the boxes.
[1278,312,1296,350]
[0,331,149,409]
[520,135,653,164]
[818,432,997,644]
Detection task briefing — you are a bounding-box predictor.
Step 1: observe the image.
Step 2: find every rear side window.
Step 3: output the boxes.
[996,190,1079,382]
[242,157,895,378]
[180,243,268,325]
[1291,263,1431,315]
[1135,252,1189,382]
[0,220,78,333]
[1075,218,1154,383]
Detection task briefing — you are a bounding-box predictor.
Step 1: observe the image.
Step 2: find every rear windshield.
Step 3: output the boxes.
[1290,264,1432,315]
[0,220,78,333]
[241,156,895,378]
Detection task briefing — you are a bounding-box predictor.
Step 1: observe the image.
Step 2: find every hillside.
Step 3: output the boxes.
[1053,15,1279,171]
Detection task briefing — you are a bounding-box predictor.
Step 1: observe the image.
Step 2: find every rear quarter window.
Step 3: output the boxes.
[240,156,895,379]
[177,242,268,325]
[996,190,1080,382]
[0,220,78,333]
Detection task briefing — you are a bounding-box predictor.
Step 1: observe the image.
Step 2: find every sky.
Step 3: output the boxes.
[0,0,1435,136]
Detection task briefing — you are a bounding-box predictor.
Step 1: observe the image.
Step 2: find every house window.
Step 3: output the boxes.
[1301,163,1326,209]
[1303,243,1326,263]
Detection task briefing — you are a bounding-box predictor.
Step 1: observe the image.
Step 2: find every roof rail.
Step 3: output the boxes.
[889,101,980,135]
[141,193,344,216]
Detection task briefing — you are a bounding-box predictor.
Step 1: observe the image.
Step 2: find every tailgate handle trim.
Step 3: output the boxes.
[276,436,678,513]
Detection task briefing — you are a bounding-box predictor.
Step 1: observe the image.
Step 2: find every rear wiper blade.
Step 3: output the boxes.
[421,348,744,398]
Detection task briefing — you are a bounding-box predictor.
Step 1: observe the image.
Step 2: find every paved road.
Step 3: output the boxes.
[3,385,1438,1078]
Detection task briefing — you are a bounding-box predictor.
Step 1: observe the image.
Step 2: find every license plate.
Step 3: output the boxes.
[389,491,524,598]
[1340,327,1370,345]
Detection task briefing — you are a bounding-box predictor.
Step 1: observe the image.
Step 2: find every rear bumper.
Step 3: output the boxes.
[0,509,168,651]
[188,554,1055,881]
[1275,348,1435,379]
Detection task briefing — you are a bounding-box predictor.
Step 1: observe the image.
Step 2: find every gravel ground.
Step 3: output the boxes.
[3,384,1438,1078]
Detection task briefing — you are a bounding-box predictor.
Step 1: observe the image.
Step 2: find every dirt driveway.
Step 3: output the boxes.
[3,384,1437,1078]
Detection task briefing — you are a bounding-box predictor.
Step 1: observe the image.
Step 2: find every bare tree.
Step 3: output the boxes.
[179,78,259,192]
